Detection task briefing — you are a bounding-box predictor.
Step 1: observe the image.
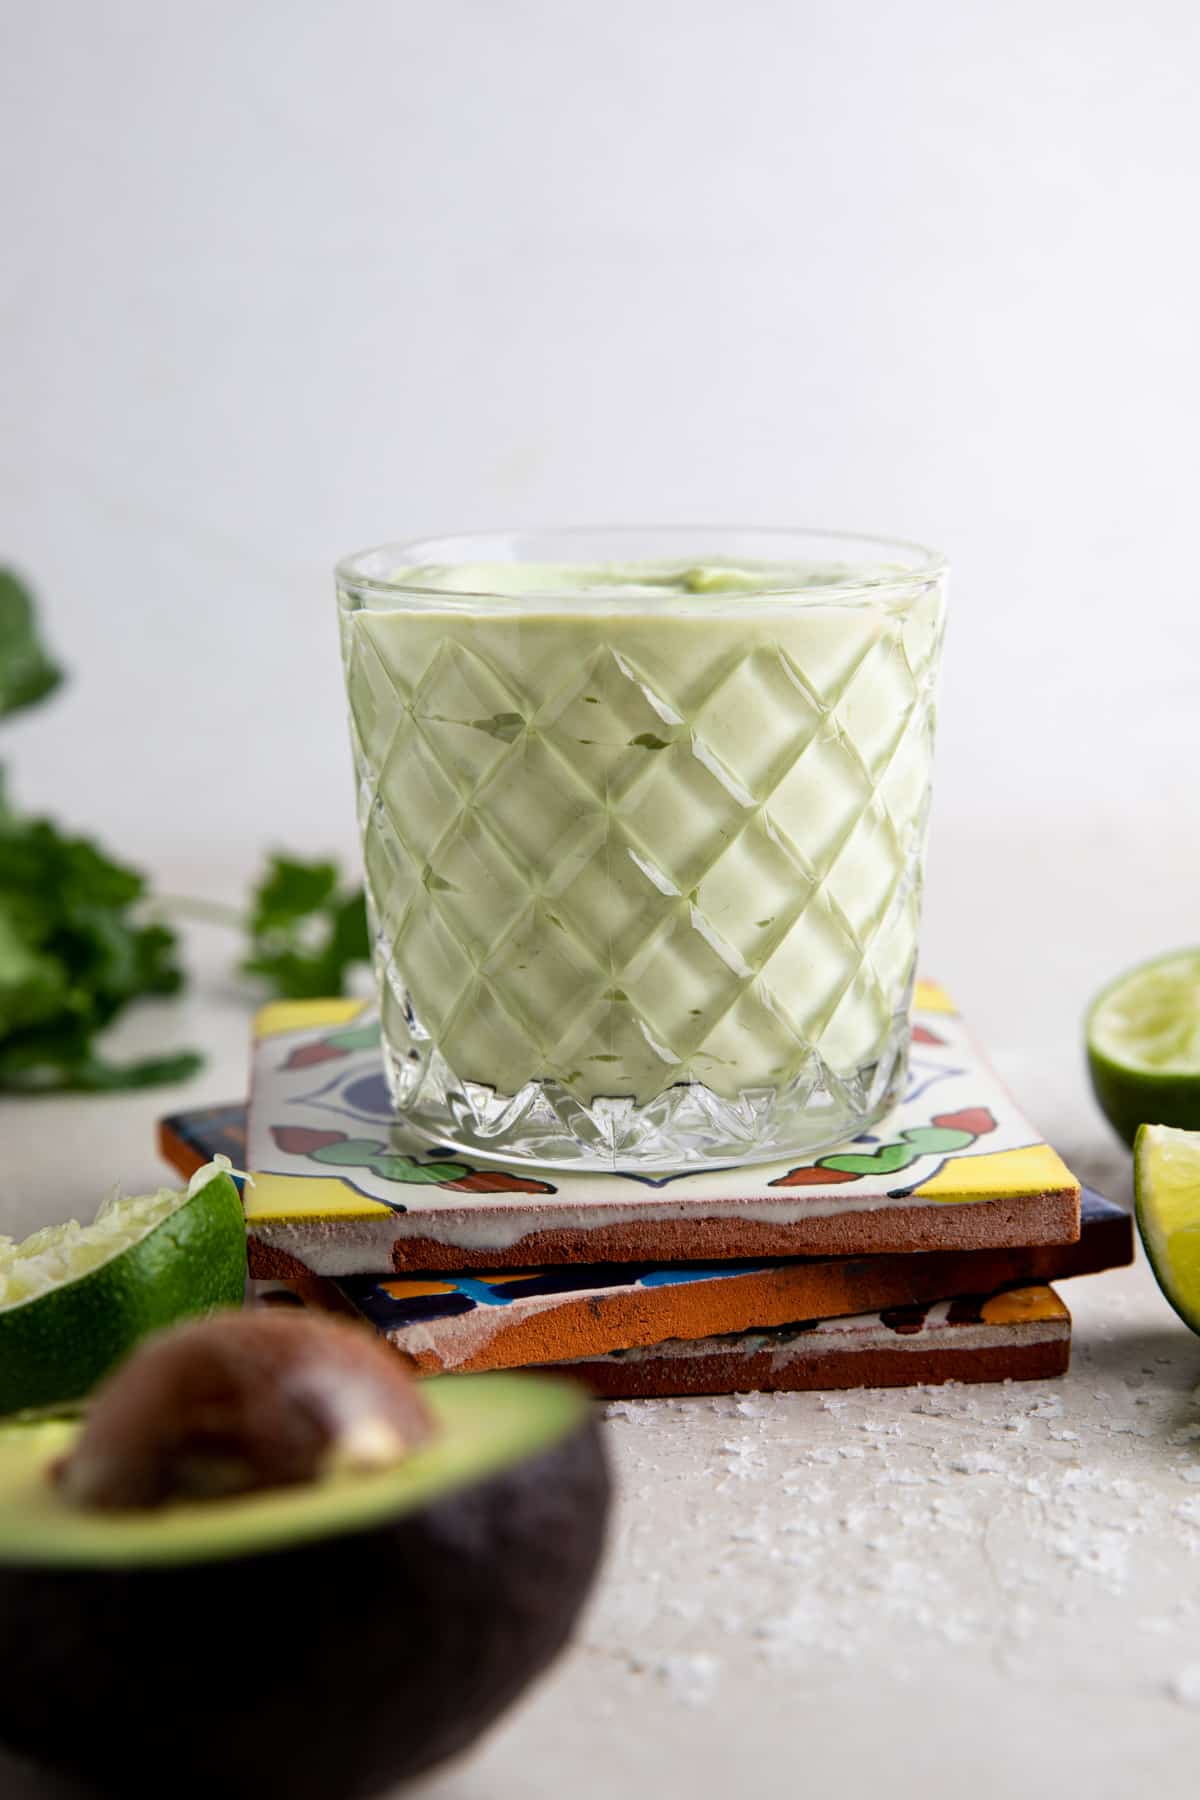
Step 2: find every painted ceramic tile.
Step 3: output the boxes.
[255,1279,1072,1397]
[556,1283,1072,1397]
[240,982,1082,1275]
[159,1104,1124,1372]
[330,1187,1121,1372]
[158,1102,248,1177]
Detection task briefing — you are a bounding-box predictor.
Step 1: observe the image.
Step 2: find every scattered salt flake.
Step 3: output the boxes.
[819,1397,849,1414]
[634,1653,722,1708]
[1178,1467,1200,1486]
[1028,1394,1065,1420]
[660,1596,703,1624]
[1168,1665,1200,1707]
[860,1557,923,1597]
[838,1445,866,1460]
[951,1451,1007,1476]
[1049,1528,1128,1585]
[1047,1428,1081,1442]
[1057,1467,1106,1491]
[1004,1418,1030,1436]
[1111,1478,1140,1501]
[754,1602,825,1657]
[881,1469,928,1487]
[861,1420,902,1437]
[1170,1424,1200,1446]
[1174,1499,1200,1525]
[734,1397,772,1419]
[806,1448,838,1466]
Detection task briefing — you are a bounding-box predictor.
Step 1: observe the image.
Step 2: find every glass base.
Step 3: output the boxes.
[382,1032,910,1175]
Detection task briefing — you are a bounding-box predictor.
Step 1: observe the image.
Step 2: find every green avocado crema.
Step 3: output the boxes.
[340,560,945,1106]
[0,1374,586,1567]
[384,558,902,601]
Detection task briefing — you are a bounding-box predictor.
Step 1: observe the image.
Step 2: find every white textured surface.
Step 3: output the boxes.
[1,838,1200,1799]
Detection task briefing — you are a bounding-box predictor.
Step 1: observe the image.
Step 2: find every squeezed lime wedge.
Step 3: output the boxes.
[1134,1124,1200,1333]
[0,1161,245,1415]
[1086,949,1200,1145]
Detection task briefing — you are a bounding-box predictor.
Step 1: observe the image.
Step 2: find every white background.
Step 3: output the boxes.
[5,14,1200,1799]
[4,0,1200,1060]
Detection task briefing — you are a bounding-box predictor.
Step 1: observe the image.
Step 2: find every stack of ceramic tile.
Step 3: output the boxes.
[159,981,1131,1398]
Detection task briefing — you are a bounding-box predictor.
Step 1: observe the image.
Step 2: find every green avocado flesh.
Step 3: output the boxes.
[0,1371,586,1567]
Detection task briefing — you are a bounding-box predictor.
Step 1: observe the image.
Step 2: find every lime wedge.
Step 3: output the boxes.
[1086,949,1200,1146]
[0,1160,245,1416]
[1134,1124,1200,1332]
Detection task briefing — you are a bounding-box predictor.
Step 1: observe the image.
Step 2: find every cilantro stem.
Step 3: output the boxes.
[145,896,248,930]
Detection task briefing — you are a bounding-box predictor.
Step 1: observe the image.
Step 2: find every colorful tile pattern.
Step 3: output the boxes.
[333,1186,1121,1372]
[554,1283,1072,1397]
[161,1105,1122,1375]
[239,981,1081,1274]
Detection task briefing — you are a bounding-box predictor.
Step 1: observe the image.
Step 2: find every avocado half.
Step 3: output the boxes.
[0,1373,609,1799]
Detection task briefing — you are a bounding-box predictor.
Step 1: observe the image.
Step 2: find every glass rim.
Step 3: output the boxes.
[335,524,947,609]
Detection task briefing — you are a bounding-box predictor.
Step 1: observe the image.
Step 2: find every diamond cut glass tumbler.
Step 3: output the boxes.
[336,528,947,1171]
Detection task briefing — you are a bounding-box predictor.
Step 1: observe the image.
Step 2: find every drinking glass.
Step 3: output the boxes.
[336,527,947,1171]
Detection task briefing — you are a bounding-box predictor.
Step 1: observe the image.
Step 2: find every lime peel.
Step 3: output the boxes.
[187,1153,252,1195]
[1086,949,1200,1145]
[1134,1124,1200,1334]
[0,1165,247,1416]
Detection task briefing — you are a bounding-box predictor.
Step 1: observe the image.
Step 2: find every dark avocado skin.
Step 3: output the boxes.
[0,1414,609,1799]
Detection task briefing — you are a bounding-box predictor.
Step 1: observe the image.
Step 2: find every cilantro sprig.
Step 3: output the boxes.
[0,571,201,1090]
[0,569,62,723]
[0,569,371,1094]
[0,791,203,1091]
[241,854,370,1001]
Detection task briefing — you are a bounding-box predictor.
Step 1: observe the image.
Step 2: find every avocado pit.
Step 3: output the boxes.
[57,1309,433,1510]
[0,1310,610,1799]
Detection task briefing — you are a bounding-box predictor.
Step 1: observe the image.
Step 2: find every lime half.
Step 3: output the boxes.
[1134,1124,1200,1333]
[0,1160,245,1416]
[1086,949,1200,1146]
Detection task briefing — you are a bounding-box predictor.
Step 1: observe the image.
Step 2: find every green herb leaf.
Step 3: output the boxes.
[0,801,201,1093]
[0,570,63,722]
[249,855,340,936]
[242,853,369,1000]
